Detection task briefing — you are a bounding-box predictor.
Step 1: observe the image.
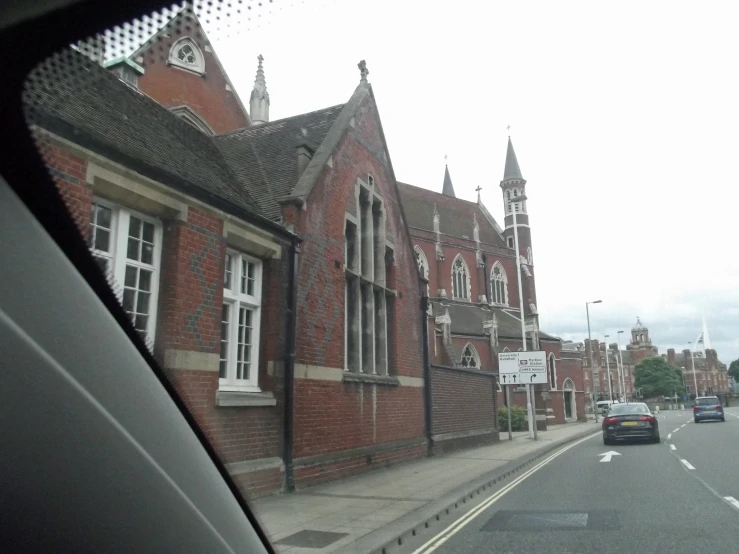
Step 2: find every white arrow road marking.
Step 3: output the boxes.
[667,433,672,440]
[670,444,676,451]
[599,451,621,463]
[725,497,739,511]
[681,459,695,470]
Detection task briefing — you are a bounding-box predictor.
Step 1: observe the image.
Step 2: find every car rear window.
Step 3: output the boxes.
[609,403,648,415]
[696,397,720,406]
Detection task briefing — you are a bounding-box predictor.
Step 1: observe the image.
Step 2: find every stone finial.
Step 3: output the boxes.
[358,60,369,83]
[250,54,270,125]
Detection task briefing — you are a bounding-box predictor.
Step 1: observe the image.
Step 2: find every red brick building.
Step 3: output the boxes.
[580,318,730,404]
[30,14,427,495]
[28,7,585,500]
[398,140,586,429]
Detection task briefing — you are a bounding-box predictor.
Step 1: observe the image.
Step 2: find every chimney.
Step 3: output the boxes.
[297,143,314,177]
[103,57,145,89]
[249,54,270,125]
[682,349,693,370]
[667,348,676,366]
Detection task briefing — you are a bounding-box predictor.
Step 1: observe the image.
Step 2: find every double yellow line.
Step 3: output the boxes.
[411,432,599,554]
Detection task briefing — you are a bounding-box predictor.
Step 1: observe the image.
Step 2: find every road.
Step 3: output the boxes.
[409,407,739,554]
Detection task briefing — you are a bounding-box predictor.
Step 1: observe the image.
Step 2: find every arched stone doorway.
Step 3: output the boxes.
[563,378,576,421]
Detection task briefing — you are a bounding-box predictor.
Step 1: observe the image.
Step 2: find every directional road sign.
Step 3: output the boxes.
[498,351,548,385]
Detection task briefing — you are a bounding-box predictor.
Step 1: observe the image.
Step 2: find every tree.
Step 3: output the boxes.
[634,357,684,398]
[728,359,739,381]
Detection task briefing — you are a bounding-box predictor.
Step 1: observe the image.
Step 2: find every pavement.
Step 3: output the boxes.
[251,421,598,553]
[397,407,739,554]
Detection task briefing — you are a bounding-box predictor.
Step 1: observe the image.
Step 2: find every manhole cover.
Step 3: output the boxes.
[481,510,620,532]
[274,530,350,549]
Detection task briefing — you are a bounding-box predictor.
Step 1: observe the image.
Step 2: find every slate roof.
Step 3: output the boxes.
[503,137,524,181]
[215,105,344,220]
[25,48,261,216]
[397,182,507,248]
[432,300,558,342]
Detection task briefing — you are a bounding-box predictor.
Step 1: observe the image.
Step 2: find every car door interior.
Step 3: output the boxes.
[0,177,271,551]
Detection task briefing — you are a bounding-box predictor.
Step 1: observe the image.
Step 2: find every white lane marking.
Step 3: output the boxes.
[410,432,600,554]
[725,497,739,510]
[598,451,621,463]
[673,428,680,433]
[670,444,676,451]
[667,433,672,440]
[681,459,696,470]
[681,424,686,428]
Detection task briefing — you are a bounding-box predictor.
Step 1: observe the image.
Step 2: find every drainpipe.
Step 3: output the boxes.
[283,238,300,492]
[421,291,433,456]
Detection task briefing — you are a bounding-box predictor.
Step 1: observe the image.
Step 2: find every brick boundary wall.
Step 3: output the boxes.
[430,365,499,454]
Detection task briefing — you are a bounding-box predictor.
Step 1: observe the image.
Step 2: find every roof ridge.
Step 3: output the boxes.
[219,103,346,137]
[398,181,479,206]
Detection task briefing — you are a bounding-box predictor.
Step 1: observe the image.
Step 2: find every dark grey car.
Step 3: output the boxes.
[602,402,660,445]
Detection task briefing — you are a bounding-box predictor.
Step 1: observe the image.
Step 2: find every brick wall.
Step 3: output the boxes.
[412,236,520,309]
[136,22,249,134]
[430,365,499,453]
[156,206,289,485]
[42,139,290,497]
[285,91,427,483]
[40,140,92,236]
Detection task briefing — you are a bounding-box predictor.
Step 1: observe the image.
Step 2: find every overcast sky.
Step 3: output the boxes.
[189,0,738,361]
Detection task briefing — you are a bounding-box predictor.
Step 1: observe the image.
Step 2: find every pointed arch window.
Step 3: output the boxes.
[415,245,432,313]
[168,37,205,75]
[490,261,508,306]
[548,353,557,389]
[451,254,470,300]
[460,343,480,369]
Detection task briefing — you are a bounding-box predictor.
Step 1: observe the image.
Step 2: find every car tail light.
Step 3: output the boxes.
[603,417,618,425]
[639,416,655,423]
[716,405,723,411]
[694,406,702,412]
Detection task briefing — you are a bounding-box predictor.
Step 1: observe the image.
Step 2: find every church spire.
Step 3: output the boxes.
[249,54,270,125]
[502,137,524,182]
[442,164,456,197]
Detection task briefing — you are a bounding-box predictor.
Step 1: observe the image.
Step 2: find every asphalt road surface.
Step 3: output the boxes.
[411,408,739,554]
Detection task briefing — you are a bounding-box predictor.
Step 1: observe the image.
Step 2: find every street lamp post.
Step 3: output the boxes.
[511,193,536,440]
[617,330,626,401]
[688,341,699,398]
[604,334,613,402]
[585,300,602,422]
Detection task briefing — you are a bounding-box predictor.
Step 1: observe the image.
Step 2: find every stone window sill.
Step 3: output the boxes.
[342,372,400,386]
[215,391,276,408]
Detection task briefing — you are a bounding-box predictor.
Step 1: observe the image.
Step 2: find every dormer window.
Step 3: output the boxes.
[168,37,205,75]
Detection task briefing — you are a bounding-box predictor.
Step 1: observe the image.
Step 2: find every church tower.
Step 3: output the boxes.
[500,137,537,315]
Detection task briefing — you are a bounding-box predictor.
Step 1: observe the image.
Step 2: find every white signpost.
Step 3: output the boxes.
[498,351,548,441]
[499,351,547,384]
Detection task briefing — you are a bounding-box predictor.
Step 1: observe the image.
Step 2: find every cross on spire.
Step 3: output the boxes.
[475,185,482,202]
[358,60,369,83]
[506,124,511,136]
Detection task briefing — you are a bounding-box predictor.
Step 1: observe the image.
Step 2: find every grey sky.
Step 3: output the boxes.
[192,0,739,362]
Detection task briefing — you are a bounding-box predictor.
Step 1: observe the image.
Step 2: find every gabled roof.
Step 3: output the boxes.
[432,300,558,341]
[26,48,261,217]
[128,4,252,128]
[397,182,507,248]
[215,104,344,220]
